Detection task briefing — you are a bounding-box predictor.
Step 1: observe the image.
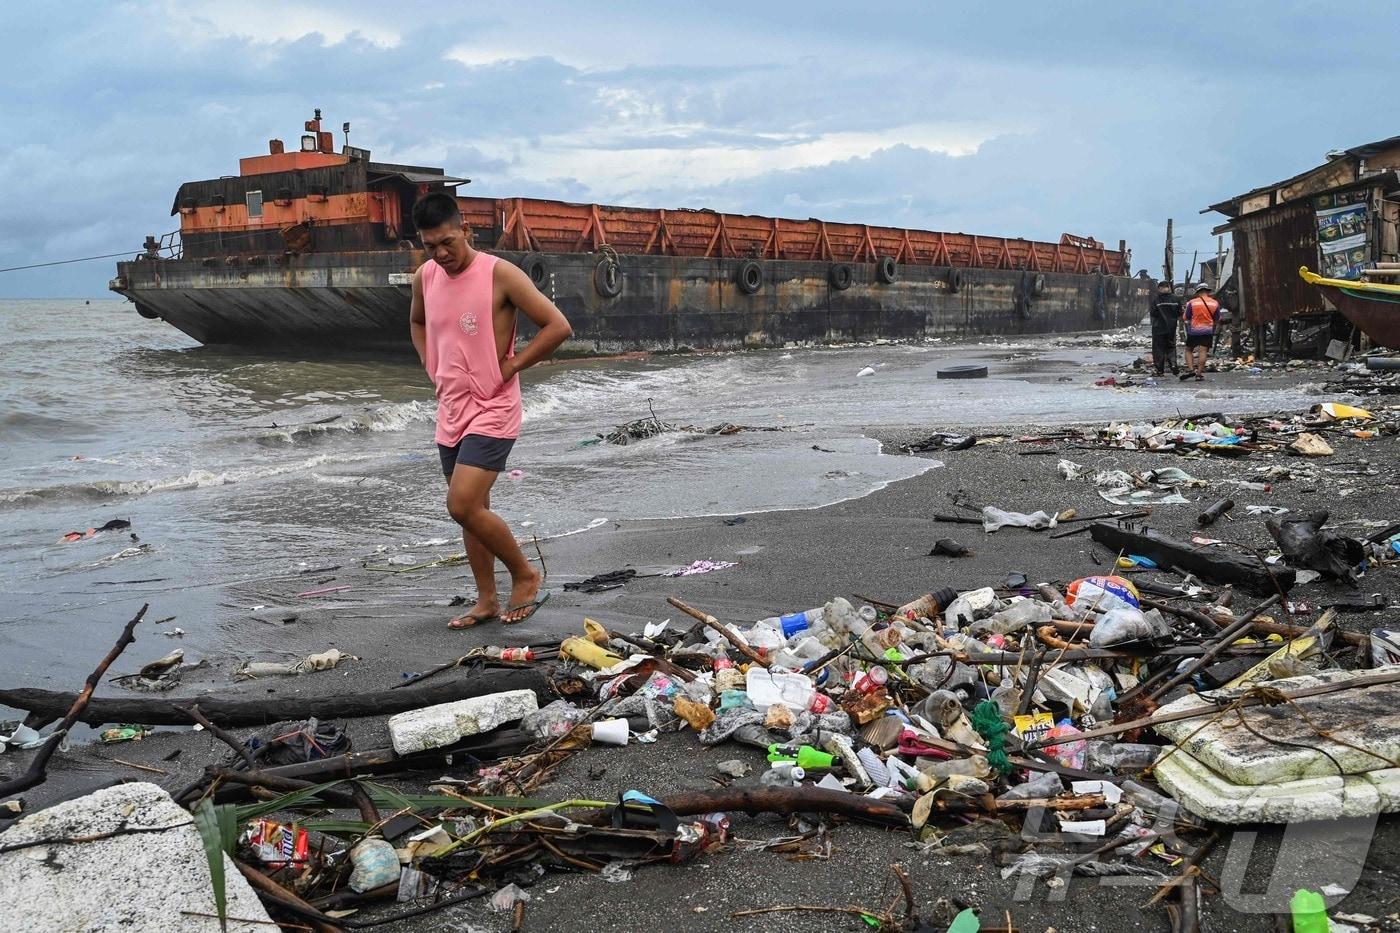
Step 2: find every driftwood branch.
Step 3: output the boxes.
[183,703,257,770]
[658,786,906,827]
[667,597,769,667]
[0,604,147,800]
[0,668,550,728]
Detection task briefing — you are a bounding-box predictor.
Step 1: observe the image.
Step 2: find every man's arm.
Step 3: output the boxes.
[496,261,574,380]
[409,265,428,367]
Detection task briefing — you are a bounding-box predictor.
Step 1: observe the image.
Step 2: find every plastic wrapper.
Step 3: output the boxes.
[244,819,311,869]
[1066,575,1140,614]
[1088,607,1171,648]
[349,838,398,892]
[520,699,588,740]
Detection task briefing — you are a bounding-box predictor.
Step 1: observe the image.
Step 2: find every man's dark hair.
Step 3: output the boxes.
[1158,280,1172,289]
[412,192,461,231]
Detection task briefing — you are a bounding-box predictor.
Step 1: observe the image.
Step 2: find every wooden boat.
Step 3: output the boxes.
[1299,266,1400,350]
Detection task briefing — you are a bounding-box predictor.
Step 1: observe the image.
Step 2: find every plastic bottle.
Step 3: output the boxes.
[745,666,830,713]
[851,665,889,695]
[760,763,806,786]
[811,597,863,649]
[483,646,536,662]
[743,623,787,652]
[770,636,825,671]
[943,587,998,626]
[755,607,825,639]
[1290,889,1329,933]
[1122,780,1184,827]
[970,598,1053,636]
[766,744,835,770]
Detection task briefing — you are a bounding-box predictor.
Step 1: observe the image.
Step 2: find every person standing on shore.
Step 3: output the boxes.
[1149,279,1181,376]
[1181,283,1221,381]
[408,193,573,627]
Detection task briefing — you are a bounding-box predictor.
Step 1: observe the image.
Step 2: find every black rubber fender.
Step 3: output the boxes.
[136,303,159,320]
[947,267,964,294]
[1107,277,1122,298]
[736,259,763,295]
[519,252,549,289]
[828,263,853,291]
[1093,274,1108,321]
[1032,273,1047,297]
[875,255,898,284]
[1016,271,1035,319]
[936,364,988,380]
[593,258,622,298]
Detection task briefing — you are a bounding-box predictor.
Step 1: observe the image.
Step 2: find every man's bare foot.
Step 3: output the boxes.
[501,570,544,624]
[448,597,500,629]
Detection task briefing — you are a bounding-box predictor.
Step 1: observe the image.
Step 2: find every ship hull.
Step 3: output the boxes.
[112,250,1145,353]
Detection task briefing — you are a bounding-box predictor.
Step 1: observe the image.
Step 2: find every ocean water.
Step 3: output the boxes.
[0,299,1327,691]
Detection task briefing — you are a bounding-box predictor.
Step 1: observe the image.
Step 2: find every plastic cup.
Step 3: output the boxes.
[591,718,630,746]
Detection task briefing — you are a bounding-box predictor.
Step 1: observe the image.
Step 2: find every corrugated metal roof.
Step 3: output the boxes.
[1205,134,1400,217]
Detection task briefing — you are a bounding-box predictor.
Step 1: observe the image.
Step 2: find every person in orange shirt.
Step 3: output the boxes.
[1180,283,1221,381]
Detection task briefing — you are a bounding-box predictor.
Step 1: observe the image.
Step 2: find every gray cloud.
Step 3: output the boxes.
[2,0,1399,296]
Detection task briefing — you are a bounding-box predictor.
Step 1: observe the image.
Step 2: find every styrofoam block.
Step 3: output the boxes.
[387,689,539,755]
[1154,748,1400,824]
[1154,669,1400,785]
[0,783,271,932]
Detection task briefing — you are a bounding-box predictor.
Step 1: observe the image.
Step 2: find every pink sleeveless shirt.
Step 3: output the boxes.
[422,253,521,444]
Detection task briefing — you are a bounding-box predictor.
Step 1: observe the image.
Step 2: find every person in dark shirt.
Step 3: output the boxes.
[1149,280,1181,376]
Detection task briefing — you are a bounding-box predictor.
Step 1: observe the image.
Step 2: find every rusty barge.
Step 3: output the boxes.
[110,113,1144,352]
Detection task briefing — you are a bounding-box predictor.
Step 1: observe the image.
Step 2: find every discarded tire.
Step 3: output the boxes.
[1107,278,1122,298]
[736,259,763,295]
[1032,273,1047,297]
[936,364,988,380]
[947,267,964,294]
[593,258,622,298]
[520,252,549,289]
[875,255,898,284]
[829,263,853,291]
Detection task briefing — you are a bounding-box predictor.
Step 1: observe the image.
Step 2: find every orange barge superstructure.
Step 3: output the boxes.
[112,112,1144,351]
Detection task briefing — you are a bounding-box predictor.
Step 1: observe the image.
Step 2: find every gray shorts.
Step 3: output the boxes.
[438,434,516,476]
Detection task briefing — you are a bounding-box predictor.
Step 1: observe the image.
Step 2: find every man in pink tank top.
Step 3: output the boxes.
[408,193,573,627]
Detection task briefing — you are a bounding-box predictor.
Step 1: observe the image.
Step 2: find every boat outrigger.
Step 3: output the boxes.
[1300,266,1400,350]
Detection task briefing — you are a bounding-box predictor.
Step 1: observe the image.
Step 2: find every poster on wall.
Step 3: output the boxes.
[1314,191,1370,279]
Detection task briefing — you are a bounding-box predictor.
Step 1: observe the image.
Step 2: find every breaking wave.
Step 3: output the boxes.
[255,400,437,444]
[0,454,356,508]
[522,358,768,426]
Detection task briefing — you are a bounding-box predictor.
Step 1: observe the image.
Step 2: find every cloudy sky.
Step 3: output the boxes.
[3,0,1398,297]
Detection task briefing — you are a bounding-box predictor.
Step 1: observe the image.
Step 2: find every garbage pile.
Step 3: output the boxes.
[4,561,1399,930]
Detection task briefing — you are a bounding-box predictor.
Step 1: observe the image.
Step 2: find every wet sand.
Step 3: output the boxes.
[10,363,1400,931]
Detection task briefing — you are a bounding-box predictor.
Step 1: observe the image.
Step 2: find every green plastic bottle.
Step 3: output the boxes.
[1290,889,1328,933]
[766,743,835,770]
[946,907,981,932]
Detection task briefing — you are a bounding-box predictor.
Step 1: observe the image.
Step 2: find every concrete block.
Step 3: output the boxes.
[0,782,272,932]
[1153,748,1400,824]
[1154,668,1400,785]
[387,688,539,755]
